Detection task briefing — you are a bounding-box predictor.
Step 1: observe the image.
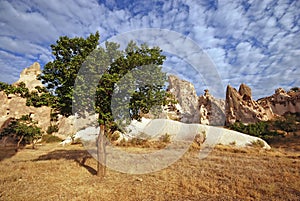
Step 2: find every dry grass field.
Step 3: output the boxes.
[0,137,299,201]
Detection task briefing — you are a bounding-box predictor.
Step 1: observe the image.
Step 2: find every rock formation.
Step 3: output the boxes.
[0,91,51,132]
[258,88,300,116]
[198,89,225,126]
[225,84,274,125]
[13,62,44,91]
[167,75,200,123]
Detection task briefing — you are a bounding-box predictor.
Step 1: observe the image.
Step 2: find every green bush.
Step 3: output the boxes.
[0,115,42,150]
[229,121,278,141]
[41,134,62,143]
[46,125,59,134]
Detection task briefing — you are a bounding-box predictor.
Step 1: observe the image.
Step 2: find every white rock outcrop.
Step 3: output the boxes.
[167,75,200,123]
[14,62,44,91]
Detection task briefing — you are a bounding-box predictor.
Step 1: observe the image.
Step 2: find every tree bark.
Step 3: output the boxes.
[16,135,24,152]
[97,124,106,178]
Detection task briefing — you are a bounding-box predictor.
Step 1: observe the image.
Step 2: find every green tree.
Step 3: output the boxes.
[41,32,170,178]
[0,115,42,151]
[39,32,100,116]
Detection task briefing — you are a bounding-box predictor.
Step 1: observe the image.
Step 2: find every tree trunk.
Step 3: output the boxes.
[16,135,24,152]
[97,124,106,178]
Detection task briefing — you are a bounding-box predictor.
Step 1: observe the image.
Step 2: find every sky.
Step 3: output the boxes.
[0,0,299,99]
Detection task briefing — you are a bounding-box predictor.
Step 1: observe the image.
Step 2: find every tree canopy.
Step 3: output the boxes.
[39,32,100,116]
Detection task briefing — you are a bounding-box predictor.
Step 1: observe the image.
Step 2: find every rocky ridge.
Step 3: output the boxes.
[225,84,275,125]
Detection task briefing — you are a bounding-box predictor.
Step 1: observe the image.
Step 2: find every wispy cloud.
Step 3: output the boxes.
[0,0,299,99]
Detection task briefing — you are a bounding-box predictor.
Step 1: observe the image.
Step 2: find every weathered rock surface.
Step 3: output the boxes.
[122,118,271,149]
[258,88,300,116]
[62,118,271,149]
[167,75,200,123]
[225,84,274,125]
[13,62,44,91]
[0,91,51,132]
[199,89,225,126]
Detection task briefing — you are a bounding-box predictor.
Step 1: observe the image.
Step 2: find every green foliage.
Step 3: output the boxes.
[0,115,42,146]
[290,87,299,92]
[229,121,278,141]
[274,113,299,132]
[229,113,300,141]
[0,81,30,98]
[0,81,56,108]
[39,32,100,116]
[94,41,168,129]
[39,32,172,144]
[41,134,62,143]
[46,125,59,134]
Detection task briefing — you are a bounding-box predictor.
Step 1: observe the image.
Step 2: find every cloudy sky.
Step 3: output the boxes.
[0,0,299,99]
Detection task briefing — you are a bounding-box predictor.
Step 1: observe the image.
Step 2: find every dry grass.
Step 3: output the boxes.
[0,141,299,201]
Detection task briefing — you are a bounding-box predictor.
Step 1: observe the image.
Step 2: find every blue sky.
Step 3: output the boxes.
[0,0,299,99]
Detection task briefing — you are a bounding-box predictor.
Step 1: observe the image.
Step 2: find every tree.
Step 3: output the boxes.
[41,32,169,178]
[0,115,42,151]
[39,32,100,116]
[92,42,168,177]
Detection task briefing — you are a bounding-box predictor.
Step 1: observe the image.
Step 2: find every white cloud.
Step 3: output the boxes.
[0,0,299,99]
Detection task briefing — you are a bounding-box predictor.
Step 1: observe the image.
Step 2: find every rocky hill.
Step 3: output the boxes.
[0,62,299,140]
[258,88,300,116]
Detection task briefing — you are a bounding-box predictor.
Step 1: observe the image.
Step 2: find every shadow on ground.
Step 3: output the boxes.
[0,145,26,161]
[33,149,97,175]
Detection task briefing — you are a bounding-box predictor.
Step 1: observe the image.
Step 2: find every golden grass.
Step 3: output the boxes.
[0,142,299,201]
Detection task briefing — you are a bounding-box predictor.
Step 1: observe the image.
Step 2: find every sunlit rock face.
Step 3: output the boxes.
[198,89,225,126]
[225,84,275,125]
[13,62,44,92]
[167,75,200,123]
[258,88,300,116]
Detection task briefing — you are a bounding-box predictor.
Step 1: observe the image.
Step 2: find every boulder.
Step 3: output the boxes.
[123,118,271,149]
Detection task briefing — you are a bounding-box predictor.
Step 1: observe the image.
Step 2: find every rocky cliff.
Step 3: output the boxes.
[198,89,225,126]
[0,91,51,132]
[167,75,225,125]
[13,62,44,91]
[167,75,200,123]
[258,88,300,116]
[225,84,275,125]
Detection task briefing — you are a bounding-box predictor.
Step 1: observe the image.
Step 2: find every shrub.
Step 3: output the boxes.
[0,115,42,150]
[250,140,265,148]
[46,125,59,134]
[159,133,171,143]
[41,135,62,143]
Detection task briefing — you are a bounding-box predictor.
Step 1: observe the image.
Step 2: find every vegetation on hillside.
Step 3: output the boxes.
[0,114,42,151]
[229,112,300,141]
[0,81,56,107]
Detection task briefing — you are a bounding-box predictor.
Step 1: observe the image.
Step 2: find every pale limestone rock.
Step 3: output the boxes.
[225,84,274,125]
[14,62,44,91]
[0,91,51,132]
[258,88,300,116]
[198,89,225,126]
[167,75,199,123]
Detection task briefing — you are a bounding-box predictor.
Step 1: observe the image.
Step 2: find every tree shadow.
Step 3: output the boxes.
[0,144,26,161]
[33,149,97,175]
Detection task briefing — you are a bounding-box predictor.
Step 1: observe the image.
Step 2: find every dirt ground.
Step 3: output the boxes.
[0,139,299,201]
